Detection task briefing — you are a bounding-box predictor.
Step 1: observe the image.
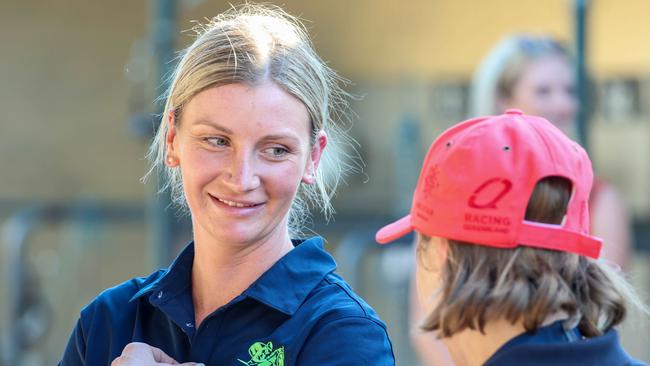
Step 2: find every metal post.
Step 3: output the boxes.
[150,0,179,267]
[574,0,590,151]
[394,115,421,217]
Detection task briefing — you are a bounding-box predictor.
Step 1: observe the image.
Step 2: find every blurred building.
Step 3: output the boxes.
[1,0,649,364]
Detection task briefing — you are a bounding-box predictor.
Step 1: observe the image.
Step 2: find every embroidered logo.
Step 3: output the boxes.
[421,165,441,199]
[468,178,512,209]
[463,178,513,234]
[238,341,285,366]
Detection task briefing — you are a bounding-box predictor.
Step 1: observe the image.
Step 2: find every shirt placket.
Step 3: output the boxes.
[190,299,244,363]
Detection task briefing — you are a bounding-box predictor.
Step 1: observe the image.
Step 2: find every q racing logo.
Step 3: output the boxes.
[468,178,512,209]
[464,178,513,233]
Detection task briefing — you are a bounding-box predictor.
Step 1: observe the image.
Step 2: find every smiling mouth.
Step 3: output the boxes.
[212,196,262,208]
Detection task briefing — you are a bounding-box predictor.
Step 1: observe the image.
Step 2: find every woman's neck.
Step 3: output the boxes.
[443,313,570,366]
[443,319,526,366]
[190,227,294,327]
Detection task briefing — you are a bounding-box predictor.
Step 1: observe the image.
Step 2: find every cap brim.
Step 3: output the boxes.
[376,215,414,244]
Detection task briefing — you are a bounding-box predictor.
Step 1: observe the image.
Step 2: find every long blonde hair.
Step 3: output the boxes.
[145,4,356,235]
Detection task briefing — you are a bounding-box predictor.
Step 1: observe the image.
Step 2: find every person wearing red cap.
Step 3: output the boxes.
[377,110,648,366]
[410,34,636,366]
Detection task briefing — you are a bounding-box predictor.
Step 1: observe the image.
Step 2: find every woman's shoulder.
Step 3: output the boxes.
[80,269,166,318]
[289,272,395,364]
[60,270,170,365]
[306,271,386,326]
[287,237,385,324]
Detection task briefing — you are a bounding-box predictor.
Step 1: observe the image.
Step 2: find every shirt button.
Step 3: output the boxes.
[157,291,164,299]
[186,322,194,328]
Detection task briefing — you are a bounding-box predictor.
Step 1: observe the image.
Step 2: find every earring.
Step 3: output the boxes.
[166,156,176,165]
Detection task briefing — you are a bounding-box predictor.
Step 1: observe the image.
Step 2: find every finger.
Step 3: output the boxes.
[110,355,123,366]
[111,355,135,366]
[149,345,179,364]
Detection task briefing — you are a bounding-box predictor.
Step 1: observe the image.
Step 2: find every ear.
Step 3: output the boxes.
[417,235,449,274]
[301,131,327,184]
[437,237,449,268]
[165,109,180,167]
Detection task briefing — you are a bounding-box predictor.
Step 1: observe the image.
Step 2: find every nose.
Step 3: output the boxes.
[222,151,261,193]
[554,90,577,124]
[549,90,578,129]
[558,88,577,111]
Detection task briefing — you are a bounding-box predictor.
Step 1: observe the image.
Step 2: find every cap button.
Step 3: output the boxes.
[504,108,524,115]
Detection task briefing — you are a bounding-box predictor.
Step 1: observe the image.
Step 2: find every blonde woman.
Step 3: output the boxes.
[379,110,647,366]
[59,5,394,366]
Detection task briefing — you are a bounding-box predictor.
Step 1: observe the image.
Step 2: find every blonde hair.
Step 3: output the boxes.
[419,177,648,338]
[471,35,571,116]
[145,4,356,235]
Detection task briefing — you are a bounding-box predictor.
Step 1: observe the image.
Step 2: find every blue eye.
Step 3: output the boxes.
[264,146,289,158]
[205,137,229,147]
[566,86,576,97]
[535,86,551,97]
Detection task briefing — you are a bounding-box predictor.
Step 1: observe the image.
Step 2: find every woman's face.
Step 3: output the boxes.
[504,55,577,131]
[415,235,447,315]
[167,81,324,246]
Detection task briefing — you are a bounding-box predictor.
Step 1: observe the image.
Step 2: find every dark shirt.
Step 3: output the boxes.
[59,237,395,365]
[485,320,646,366]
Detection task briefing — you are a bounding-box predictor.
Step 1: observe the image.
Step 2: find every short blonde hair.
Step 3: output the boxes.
[471,35,570,116]
[419,177,648,338]
[145,4,356,235]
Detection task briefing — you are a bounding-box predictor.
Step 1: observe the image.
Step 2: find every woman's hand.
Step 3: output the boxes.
[111,342,204,366]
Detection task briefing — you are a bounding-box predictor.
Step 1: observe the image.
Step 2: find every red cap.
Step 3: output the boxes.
[376,109,602,259]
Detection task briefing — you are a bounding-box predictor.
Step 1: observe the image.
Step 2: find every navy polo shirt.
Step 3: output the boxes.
[59,237,394,365]
[485,320,644,366]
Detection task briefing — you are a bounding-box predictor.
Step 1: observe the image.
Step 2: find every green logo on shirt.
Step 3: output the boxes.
[237,341,285,366]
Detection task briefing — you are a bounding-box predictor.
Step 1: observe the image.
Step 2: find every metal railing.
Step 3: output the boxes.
[0,202,144,366]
